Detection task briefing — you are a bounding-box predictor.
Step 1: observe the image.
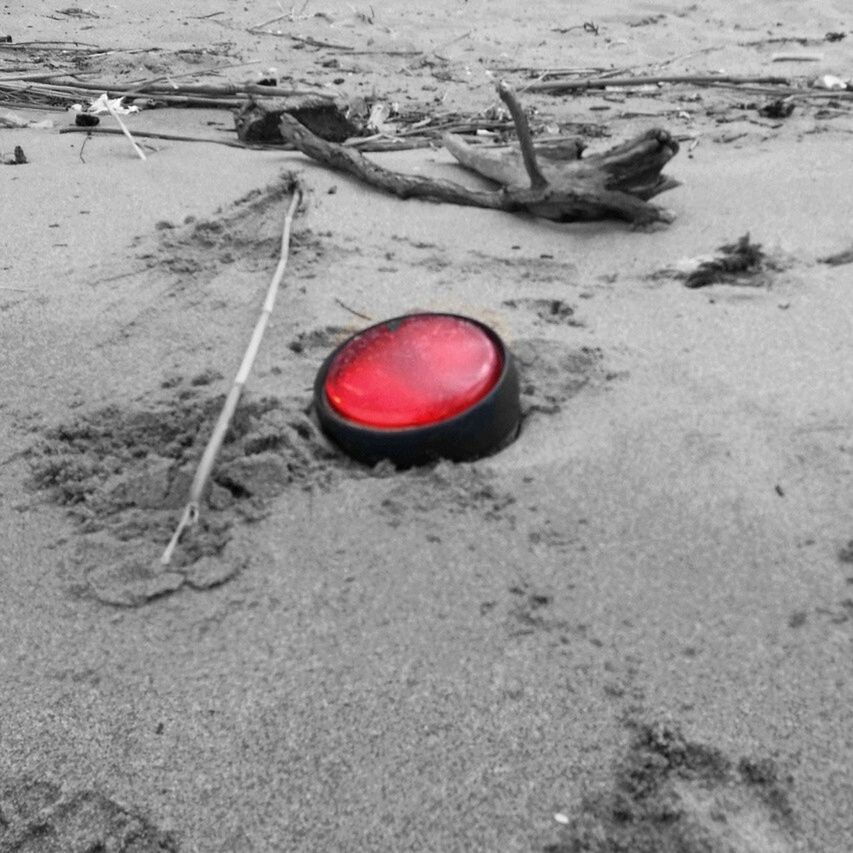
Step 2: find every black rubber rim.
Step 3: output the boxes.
[313,313,521,467]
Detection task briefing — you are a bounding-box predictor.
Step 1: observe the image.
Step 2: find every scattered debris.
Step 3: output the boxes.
[72,92,140,115]
[1,76,333,111]
[679,234,771,288]
[758,97,795,118]
[234,95,360,144]
[279,80,679,224]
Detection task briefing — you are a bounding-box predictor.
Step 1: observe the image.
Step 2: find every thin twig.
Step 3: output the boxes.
[497,79,545,189]
[0,40,102,49]
[60,125,270,148]
[0,70,84,82]
[288,33,355,50]
[0,77,333,102]
[334,298,372,320]
[58,125,433,152]
[161,180,303,566]
[104,99,146,160]
[523,73,790,93]
[124,59,263,93]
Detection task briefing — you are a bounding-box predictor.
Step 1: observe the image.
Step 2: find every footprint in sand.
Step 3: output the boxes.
[0,777,177,852]
[545,721,799,853]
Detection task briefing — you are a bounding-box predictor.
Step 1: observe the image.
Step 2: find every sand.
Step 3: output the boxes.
[1,1,852,851]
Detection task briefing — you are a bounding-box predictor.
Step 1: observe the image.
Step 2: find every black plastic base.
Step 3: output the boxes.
[313,314,521,468]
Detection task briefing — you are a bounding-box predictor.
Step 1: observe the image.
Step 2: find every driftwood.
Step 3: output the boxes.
[278,81,679,224]
[523,73,790,94]
[0,77,333,110]
[235,96,358,144]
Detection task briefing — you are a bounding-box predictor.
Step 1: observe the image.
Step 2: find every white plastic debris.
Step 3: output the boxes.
[366,102,393,134]
[812,74,849,90]
[554,812,570,825]
[71,93,140,116]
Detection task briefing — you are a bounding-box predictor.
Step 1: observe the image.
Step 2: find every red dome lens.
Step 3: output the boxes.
[324,314,504,429]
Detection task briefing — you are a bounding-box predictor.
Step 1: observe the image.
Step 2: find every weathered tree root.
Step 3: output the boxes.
[278,82,679,224]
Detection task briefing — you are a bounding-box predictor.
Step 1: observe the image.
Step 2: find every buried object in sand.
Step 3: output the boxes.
[314,313,520,467]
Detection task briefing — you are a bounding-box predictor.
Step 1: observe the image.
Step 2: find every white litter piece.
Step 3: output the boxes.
[72,93,140,116]
[812,74,849,90]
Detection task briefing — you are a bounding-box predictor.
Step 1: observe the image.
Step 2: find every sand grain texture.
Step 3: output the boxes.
[1,1,852,851]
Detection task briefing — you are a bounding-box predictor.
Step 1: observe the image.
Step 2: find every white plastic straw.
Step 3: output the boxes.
[104,98,147,160]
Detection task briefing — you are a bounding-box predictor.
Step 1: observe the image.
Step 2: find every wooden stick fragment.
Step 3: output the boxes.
[59,125,435,153]
[104,99,146,160]
[0,77,333,102]
[60,125,266,148]
[497,80,546,189]
[279,91,679,224]
[523,73,791,93]
[160,180,303,565]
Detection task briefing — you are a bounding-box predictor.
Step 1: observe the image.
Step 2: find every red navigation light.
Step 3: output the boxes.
[324,313,503,428]
[314,313,521,467]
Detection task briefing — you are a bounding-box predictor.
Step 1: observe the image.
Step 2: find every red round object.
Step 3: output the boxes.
[324,314,504,429]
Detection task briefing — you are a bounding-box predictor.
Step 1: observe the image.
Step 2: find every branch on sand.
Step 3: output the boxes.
[279,80,679,224]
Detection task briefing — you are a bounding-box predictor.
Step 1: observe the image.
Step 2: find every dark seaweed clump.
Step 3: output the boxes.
[684,233,766,288]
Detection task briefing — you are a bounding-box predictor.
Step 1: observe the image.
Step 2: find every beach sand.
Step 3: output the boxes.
[1,1,852,850]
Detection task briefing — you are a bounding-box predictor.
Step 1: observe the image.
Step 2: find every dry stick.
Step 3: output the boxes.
[58,125,433,153]
[249,6,311,31]
[497,79,545,189]
[250,13,290,30]
[0,85,326,110]
[2,77,333,99]
[523,73,790,93]
[0,40,102,49]
[104,99,146,160]
[60,125,271,148]
[705,82,853,99]
[160,183,303,566]
[124,59,263,93]
[334,297,372,321]
[0,70,85,82]
[285,33,356,50]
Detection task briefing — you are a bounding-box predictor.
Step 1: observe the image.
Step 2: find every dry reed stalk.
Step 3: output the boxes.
[0,79,333,110]
[160,181,303,566]
[522,72,790,93]
[44,77,333,99]
[104,99,146,160]
[59,125,434,152]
